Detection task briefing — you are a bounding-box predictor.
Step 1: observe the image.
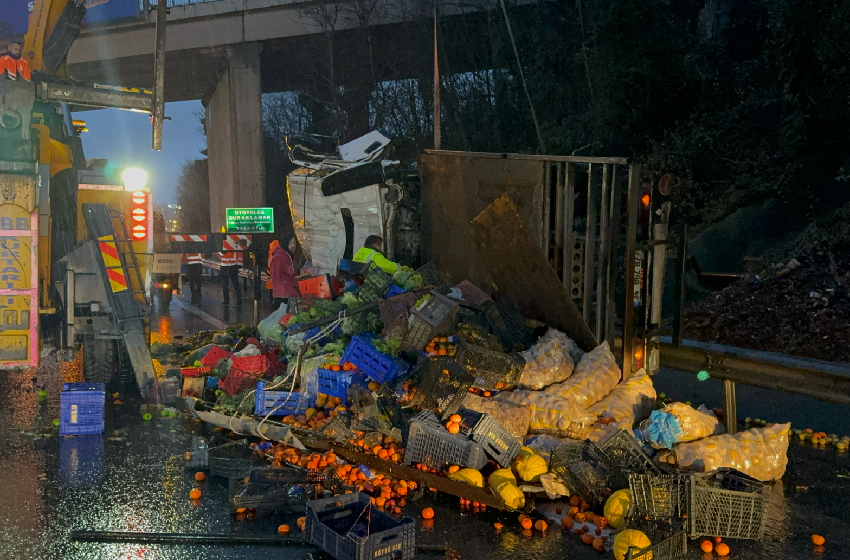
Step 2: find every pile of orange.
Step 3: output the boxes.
[350,434,404,462]
[320,360,357,371]
[458,498,486,511]
[560,496,611,549]
[811,431,829,446]
[425,337,457,356]
[268,446,338,471]
[279,409,337,430]
[445,414,463,434]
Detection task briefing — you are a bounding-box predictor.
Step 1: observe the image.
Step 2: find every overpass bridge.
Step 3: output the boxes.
[66,0,507,230]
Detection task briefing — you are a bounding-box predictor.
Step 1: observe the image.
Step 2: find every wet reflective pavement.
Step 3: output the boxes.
[1,284,849,559]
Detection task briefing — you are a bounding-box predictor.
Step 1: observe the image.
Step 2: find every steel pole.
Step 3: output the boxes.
[253,263,261,327]
[151,0,167,150]
[622,164,642,378]
[432,0,441,150]
[724,379,738,434]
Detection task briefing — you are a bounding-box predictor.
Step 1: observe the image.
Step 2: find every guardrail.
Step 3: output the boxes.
[615,336,850,434]
[140,0,309,9]
[140,0,222,9]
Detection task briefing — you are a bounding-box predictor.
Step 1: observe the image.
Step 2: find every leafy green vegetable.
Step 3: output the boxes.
[372,336,402,357]
[186,330,216,348]
[150,342,175,360]
[226,323,257,340]
[318,339,348,360]
[414,294,433,310]
[212,387,255,415]
[393,270,424,290]
[343,309,382,336]
[291,311,313,325]
[340,292,361,308]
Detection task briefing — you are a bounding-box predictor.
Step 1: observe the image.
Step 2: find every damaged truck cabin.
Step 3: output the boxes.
[285,131,420,275]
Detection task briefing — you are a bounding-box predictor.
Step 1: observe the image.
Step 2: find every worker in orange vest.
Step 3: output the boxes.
[219,250,243,306]
[1,39,31,81]
[266,239,279,302]
[183,253,205,304]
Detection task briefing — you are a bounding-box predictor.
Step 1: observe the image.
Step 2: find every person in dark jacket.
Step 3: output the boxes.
[271,234,303,310]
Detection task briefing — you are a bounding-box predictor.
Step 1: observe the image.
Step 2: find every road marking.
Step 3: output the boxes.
[173,298,228,330]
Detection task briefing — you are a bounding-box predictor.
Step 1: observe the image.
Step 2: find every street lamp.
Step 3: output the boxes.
[122,167,148,190]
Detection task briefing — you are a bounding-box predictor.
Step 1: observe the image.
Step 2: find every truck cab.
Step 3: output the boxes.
[285,131,421,274]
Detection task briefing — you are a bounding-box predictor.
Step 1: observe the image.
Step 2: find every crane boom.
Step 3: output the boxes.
[22,0,87,75]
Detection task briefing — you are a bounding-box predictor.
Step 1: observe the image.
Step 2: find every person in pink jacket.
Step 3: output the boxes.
[271,234,302,309]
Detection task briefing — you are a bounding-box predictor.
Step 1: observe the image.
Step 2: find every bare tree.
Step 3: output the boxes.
[174,159,210,233]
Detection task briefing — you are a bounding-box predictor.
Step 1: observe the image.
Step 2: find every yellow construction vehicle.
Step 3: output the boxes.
[0,0,166,395]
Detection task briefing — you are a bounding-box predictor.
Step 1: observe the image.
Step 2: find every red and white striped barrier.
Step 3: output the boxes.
[201,259,269,282]
[170,234,208,242]
[222,234,252,251]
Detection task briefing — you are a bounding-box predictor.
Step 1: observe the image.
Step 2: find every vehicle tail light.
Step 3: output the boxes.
[632,338,646,371]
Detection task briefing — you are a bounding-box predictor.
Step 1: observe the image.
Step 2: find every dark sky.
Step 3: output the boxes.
[76,100,206,204]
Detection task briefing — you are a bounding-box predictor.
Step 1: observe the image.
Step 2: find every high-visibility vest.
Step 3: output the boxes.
[16,58,31,81]
[0,56,30,81]
[185,253,204,264]
[219,251,242,266]
[266,242,279,289]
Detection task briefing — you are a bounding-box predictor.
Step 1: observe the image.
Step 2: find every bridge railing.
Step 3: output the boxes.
[140,0,224,9]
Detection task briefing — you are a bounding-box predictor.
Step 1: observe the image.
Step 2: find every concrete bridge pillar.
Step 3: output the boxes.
[205,42,266,231]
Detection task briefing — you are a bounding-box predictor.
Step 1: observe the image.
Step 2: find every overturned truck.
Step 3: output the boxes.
[287,145,669,378]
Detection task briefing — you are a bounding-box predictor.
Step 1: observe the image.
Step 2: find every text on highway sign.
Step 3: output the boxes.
[225,208,274,233]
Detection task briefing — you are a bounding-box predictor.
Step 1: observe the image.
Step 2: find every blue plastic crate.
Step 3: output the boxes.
[285,323,341,346]
[341,335,410,385]
[338,259,367,274]
[385,284,406,298]
[254,382,314,416]
[60,435,104,489]
[60,383,105,436]
[63,382,106,392]
[317,369,368,404]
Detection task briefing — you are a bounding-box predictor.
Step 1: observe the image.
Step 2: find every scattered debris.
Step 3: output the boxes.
[684,249,850,362]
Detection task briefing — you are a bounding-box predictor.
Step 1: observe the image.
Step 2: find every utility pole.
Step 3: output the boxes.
[433,0,441,150]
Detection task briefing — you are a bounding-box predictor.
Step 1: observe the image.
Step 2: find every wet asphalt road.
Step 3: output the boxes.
[1,281,849,560]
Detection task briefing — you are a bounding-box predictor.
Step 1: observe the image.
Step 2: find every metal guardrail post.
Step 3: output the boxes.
[595,164,610,342]
[66,269,75,352]
[253,264,261,327]
[723,380,737,435]
[622,164,642,378]
[672,224,687,346]
[582,163,596,326]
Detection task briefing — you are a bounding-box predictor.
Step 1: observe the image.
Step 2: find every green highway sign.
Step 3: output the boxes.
[226,208,274,233]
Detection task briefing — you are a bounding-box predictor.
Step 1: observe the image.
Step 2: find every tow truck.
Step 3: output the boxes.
[0,0,168,397]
